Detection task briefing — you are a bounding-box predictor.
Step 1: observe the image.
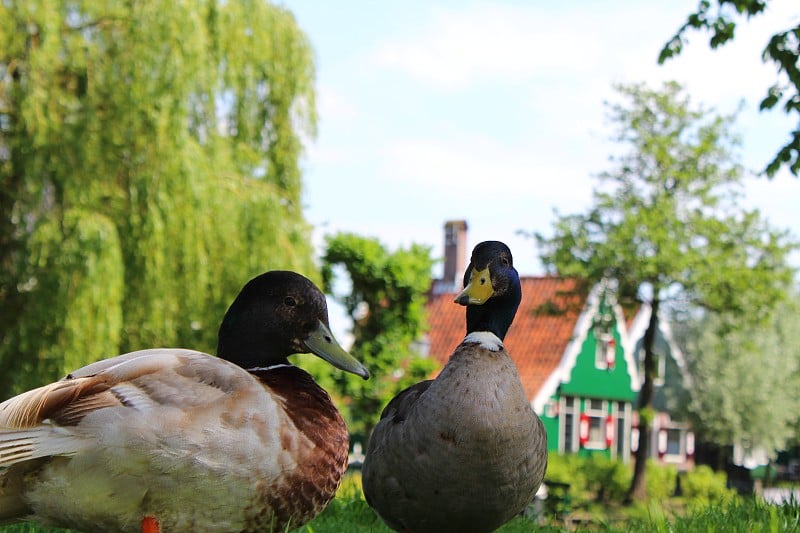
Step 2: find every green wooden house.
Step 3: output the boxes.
[532,280,639,463]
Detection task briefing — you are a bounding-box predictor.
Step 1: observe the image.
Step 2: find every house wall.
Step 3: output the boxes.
[541,395,560,453]
[559,326,638,402]
[539,305,637,462]
[536,285,697,470]
[541,394,633,461]
[631,319,695,469]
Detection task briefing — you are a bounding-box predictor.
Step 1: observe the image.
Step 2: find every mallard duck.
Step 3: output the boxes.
[0,270,368,532]
[362,241,547,533]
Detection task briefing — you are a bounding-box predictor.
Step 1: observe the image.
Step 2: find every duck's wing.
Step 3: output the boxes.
[0,348,253,467]
[377,380,433,424]
[362,379,435,531]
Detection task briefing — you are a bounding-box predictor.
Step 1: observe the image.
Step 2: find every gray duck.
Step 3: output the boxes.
[362,241,547,533]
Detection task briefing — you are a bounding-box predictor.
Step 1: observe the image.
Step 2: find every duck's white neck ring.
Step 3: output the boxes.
[247,363,294,372]
[463,331,504,352]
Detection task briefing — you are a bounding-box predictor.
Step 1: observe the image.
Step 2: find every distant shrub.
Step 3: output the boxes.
[645,460,678,501]
[544,452,589,501]
[544,452,586,487]
[681,465,735,505]
[545,453,684,505]
[535,449,752,521]
[583,454,631,503]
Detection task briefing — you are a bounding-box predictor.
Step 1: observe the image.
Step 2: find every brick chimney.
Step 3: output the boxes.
[443,220,468,286]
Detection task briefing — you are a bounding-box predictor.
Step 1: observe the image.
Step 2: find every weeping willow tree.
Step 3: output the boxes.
[0,1,318,396]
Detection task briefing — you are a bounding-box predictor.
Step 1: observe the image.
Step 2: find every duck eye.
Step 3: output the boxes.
[500,256,510,267]
[284,296,297,307]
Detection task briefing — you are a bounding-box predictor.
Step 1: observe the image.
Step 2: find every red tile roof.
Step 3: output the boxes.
[426,276,587,401]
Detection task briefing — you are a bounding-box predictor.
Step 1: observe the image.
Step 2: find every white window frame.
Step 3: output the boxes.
[658,423,690,464]
[559,396,578,453]
[638,346,666,386]
[595,333,615,370]
[583,398,608,450]
[612,401,631,463]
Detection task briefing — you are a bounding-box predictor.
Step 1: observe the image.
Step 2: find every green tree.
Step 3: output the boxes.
[321,232,438,442]
[0,1,317,396]
[685,293,800,460]
[659,0,800,177]
[535,81,796,502]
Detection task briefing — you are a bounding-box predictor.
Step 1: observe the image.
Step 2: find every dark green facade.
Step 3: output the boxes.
[538,290,638,462]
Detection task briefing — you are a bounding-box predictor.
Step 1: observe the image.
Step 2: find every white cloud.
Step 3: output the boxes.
[302,137,354,166]
[370,3,609,90]
[301,84,361,166]
[369,0,797,106]
[317,82,360,122]
[377,133,596,210]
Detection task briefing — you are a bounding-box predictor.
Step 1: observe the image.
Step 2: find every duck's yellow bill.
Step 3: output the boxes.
[454,267,494,306]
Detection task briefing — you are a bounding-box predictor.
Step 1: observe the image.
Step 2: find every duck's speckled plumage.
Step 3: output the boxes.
[362,242,547,533]
[0,271,368,532]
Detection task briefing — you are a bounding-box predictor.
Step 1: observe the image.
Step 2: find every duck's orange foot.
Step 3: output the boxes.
[142,515,160,533]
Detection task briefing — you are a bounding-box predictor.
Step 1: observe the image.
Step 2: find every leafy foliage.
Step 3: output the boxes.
[535,81,797,501]
[681,465,736,505]
[545,452,590,495]
[685,293,800,456]
[321,232,438,441]
[659,0,800,176]
[0,1,317,396]
[582,455,632,503]
[644,460,679,502]
[544,452,682,507]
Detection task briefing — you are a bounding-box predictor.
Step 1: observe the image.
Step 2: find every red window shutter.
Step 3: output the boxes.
[686,432,695,458]
[579,413,590,446]
[606,338,616,369]
[605,415,615,448]
[657,429,668,458]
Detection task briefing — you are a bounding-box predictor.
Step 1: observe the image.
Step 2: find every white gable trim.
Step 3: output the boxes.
[617,304,642,392]
[625,304,651,355]
[627,304,691,387]
[659,319,688,372]
[532,283,602,414]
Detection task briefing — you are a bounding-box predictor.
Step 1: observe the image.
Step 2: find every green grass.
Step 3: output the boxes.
[0,526,71,533]
[2,486,798,533]
[636,496,800,533]
[296,494,561,533]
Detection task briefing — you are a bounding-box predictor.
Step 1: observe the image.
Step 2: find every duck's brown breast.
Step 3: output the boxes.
[245,366,349,531]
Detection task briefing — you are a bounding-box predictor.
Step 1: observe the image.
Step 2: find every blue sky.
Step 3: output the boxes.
[286,0,799,277]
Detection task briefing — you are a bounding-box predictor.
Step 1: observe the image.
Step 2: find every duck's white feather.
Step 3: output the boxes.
[0,427,93,467]
[0,348,311,531]
[462,331,504,352]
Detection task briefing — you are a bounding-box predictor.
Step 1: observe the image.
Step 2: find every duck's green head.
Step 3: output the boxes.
[455,241,521,340]
[217,270,369,379]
